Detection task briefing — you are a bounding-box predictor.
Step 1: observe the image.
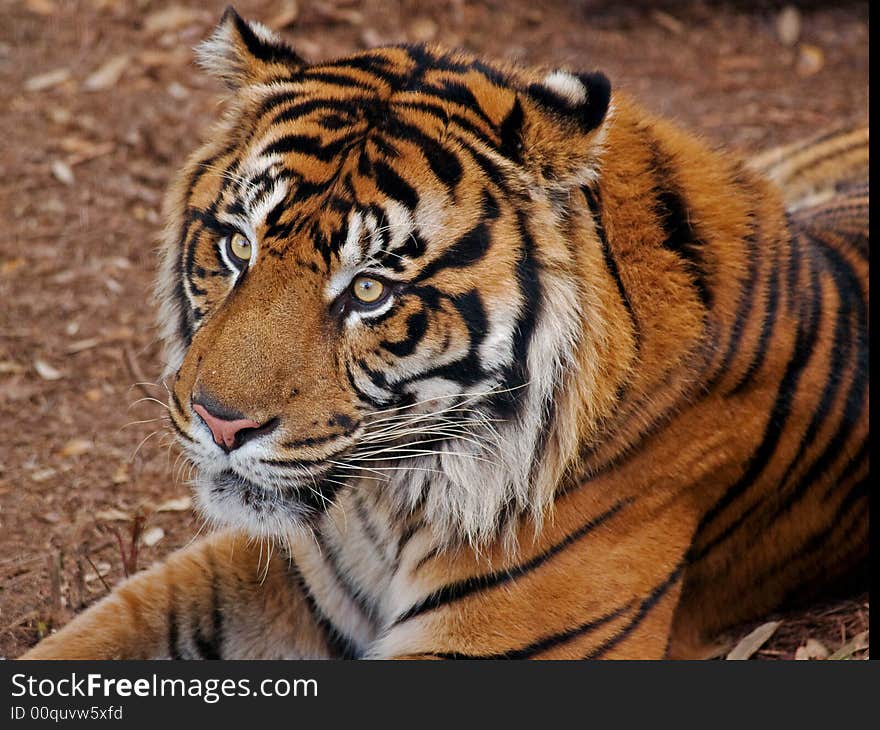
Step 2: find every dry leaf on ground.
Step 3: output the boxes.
[155,496,192,512]
[34,359,63,380]
[794,638,830,660]
[58,438,92,458]
[726,621,782,660]
[30,468,56,483]
[141,527,165,547]
[95,508,132,522]
[24,68,70,92]
[827,631,869,660]
[796,45,825,77]
[50,159,75,185]
[83,55,129,91]
[777,6,802,47]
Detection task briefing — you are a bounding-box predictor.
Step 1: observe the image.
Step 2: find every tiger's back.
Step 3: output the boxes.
[22,11,868,660]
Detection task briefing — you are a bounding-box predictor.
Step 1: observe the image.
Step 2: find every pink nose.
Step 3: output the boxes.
[193,402,262,452]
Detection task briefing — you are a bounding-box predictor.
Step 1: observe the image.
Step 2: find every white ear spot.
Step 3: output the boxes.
[542,71,587,106]
[247,20,284,45]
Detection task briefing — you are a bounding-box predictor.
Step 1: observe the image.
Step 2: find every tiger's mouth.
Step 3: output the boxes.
[193,466,343,534]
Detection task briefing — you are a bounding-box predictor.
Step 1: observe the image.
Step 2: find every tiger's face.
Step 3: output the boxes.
[159,9,610,540]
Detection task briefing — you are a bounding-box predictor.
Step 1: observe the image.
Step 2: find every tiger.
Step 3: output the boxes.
[22,8,868,660]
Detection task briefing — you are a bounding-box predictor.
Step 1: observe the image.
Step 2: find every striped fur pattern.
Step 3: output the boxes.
[749,126,869,210]
[23,10,868,660]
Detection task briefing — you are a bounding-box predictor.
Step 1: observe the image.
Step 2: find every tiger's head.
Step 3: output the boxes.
[158,8,613,543]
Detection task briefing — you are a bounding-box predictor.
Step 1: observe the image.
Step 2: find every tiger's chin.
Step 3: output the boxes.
[191,468,335,540]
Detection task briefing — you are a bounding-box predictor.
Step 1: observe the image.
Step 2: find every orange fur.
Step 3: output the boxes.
[23,10,868,660]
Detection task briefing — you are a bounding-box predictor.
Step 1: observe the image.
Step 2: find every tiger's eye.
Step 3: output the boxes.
[352,276,386,304]
[228,232,252,265]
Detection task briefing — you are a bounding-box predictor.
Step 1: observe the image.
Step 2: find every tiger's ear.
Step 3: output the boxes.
[502,70,612,187]
[195,6,304,90]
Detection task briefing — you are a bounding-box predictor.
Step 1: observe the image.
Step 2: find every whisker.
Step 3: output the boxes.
[361,427,493,453]
[127,396,170,411]
[120,416,170,430]
[364,381,530,419]
[130,429,163,462]
[326,459,389,479]
[348,448,499,466]
[333,464,446,475]
[327,471,389,483]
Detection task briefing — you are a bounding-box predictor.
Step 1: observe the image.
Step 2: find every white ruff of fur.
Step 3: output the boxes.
[375,266,583,547]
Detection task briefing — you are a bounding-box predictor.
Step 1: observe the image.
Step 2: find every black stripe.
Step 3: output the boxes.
[650,143,712,308]
[490,211,541,417]
[392,498,632,626]
[775,250,853,490]
[427,601,634,660]
[281,427,357,450]
[707,234,867,559]
[689,252,822,563]
[261,132,361,162]
[228,9,303,68]
[389,99,497,152]
[298,70,379,90]
[380,309,429,357]
[416,221,493,282]
[823,438,867,501]
[314,528,380,623]
[448,132,512,194]
[703,177,762,390]
[432,78,499,130]
[269,97,360,126]
[183,221,208,298]
[582,185,639,353]
[784,213,803,311]
[586,561,685,659]
[372,160,419,210]
[416,132,463,192]
[403,289,488,387]
[167,588,183,660]
[353,495,393,565]
[296,479,344,517]
[751,477,868,603]
[498,98,525,163]
[192,566,223,660]
[727,235,782,394]
[286,561,361,659]
[167,413,194,443]
[344,359,387,408]
[761,237,868,523]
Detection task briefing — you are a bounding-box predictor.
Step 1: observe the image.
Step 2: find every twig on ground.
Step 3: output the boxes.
[82,554,112,595]
[123,344,153,400]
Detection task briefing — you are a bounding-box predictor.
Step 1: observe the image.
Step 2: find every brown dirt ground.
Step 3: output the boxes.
[0,0,869,660]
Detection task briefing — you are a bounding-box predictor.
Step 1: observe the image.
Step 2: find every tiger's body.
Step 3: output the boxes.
[23,10,868,660]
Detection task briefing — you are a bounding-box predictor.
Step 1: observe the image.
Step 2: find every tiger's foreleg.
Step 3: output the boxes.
[20,530,334,660]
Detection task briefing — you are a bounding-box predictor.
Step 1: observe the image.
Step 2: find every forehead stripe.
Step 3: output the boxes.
[261,132,360,162]
[372,160,419,211]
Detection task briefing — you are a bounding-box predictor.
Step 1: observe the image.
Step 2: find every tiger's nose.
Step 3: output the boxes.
[192,396,278,452]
